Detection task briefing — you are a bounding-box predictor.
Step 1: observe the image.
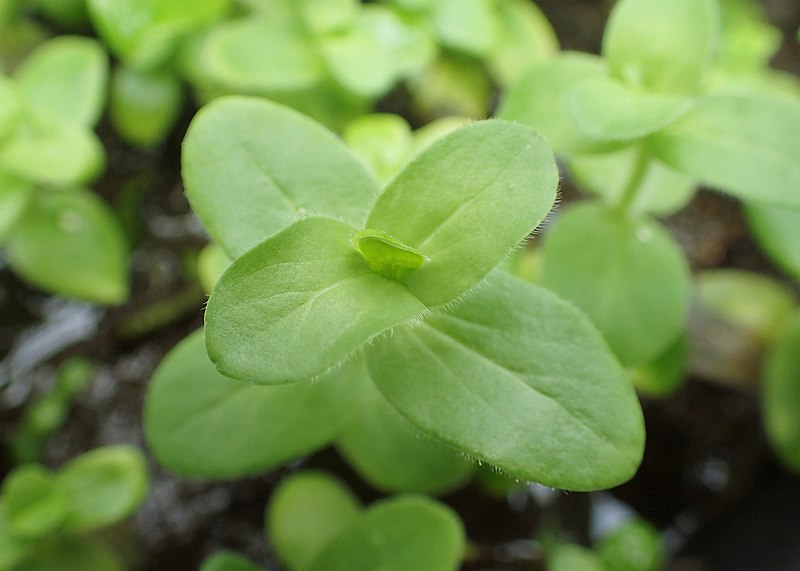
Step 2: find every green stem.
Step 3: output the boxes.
[615,146,650,215]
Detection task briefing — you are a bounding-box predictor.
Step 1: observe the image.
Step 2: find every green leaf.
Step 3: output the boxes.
[300,0,357,35]
[6,189,129,304]
[302,496,465,571]
[11,536,123,571]
[352,229,427,280]
[196,243,231,294]
[762,311,800,472]
[433,0,496,57]
[205,217,426,384]
[0,173,33,242]
[110,66,183,147]
[497,53,618,154]
[568,76,691,141]
[1,465,68,539]
[597,519,665,571]
[336,379,473,494]
[183,96,379,258]
[408,53,492,119]
[366,120,558,306]
[603,0,718,94]
[567,147,696,216]
[648,93,800,206]
[88,0,232,70]
[745,202,800,281]
[343,113,413,183]
[0,116,105,185]
[541,202,690,367]
[487,0,558,85]
[14,36,107,127]
[368,272,645,491]
[549,544,604,571]
[630,333,687,398]
[267,471,361,571]
[200,552,262,571]
[197,15,324,93]
[0,74,20,138]
[56,445,147,532]
[359,5,436,80]
[144,329,363,478]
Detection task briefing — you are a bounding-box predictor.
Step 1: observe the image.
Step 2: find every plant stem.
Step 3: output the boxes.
[615,145,650,215]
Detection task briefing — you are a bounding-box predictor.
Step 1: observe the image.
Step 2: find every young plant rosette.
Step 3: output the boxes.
[147,96,644,491]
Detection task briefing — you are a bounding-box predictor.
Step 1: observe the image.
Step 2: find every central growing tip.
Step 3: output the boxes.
[352,229,428,281]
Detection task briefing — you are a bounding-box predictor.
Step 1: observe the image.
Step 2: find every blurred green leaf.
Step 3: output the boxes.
[630,334,687,398]
[11,536,123,571]
[1,465,67,539]
[746,202,800,281]
[433,0,496,57]
[200,551,262,571]
[549,544,604,571]
[343,114,413,183]
[0,172,33,242]
[597,519,665,571]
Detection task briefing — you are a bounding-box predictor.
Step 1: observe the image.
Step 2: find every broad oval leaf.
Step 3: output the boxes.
[14,36,107,127]
[1,465,68,539]
[336,379,473,494]
[368,272,645,491]
[745,202,800,281]
[648,93,800,206]
[568,76,691,141]
[205,216,426,383]
[366,120,558,306]
[762,311,800,472]
[603,0,718,94]
[267,471,361,571]
[541,202,690,367]
[6,189,129,304]
[183,96,380,258]
[57,445,148,532]
[144,329,363,477]
[303,496,465,571]
[497,53,619,154]
[567,147,695,216]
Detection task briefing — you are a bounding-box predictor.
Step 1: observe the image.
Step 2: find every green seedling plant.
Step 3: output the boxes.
[0,36,129,303]
[144,95,645,494]
[0,445,148,571]
[499,0,800,394]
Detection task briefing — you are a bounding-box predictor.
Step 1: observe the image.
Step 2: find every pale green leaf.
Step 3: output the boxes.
[110,66,183,147]
[196,243,231,294]
[433,0,496,57]
[497,53,619,154]
[648,94,800,206]
[301,0,357,35]
[200,552,262,571]
[366,120,558,306]
[0,173,33,242]
[197,16,324,93]
[568,147,696,216]
[549,544,604,571]
[343,114,413,183]
[603,0,718,94]
[630,333,687,398]
[410,116,471,154]
[1,465,67,539]
[267,471,361,571]
[6,189,129,304]
[360,5,436,80]
[205,217,426,383]
[302,496,465,571]
[541,202,690,366]
[568,76,691,141]
[57,445,147,532]
[762,311,800,472]
[745,202,800,281]
[183,97,379,258]
[0,74,20,137]
[368,272,645,491]
[597,519,665,571]
[144,330,363,477]
[336,379,473,494]
[408,53,492,119]
[14,36,107,127]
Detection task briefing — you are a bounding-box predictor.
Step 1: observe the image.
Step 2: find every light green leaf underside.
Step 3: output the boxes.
[568,76,691,141]
[762,311,800,472]
[603,0,718,95]
[56,445,147,532]
[302,497,465,571]
[366,120,558,307]
[144,329,363,478]
[497,52,619,154]
[14,36,107,127]
[336,378,473,494]
[6,189,129,304]
[541,202,690,366]
[368,272,645,491]
[745,202,800,281]
[648,93,800,206]
[183,97,380,258]
[267,471,361,571]
[567,146,695,216]
[205,217,426,384]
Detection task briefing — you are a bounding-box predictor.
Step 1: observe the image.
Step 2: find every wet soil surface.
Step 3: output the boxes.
[2,1,800,570]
